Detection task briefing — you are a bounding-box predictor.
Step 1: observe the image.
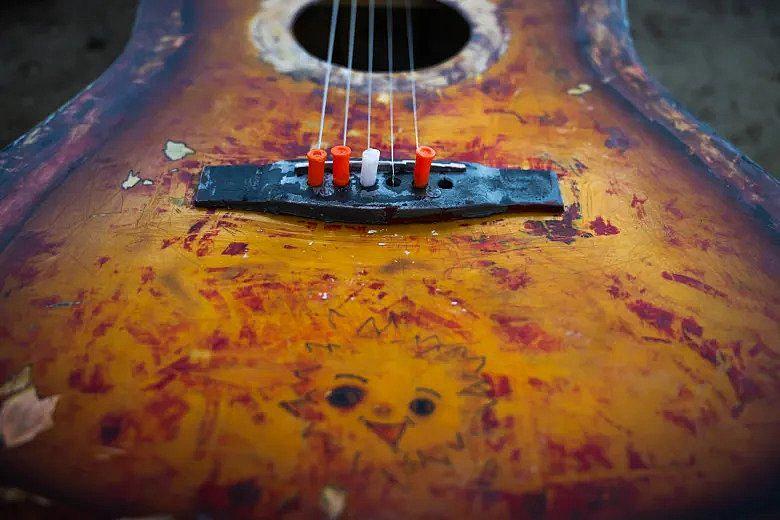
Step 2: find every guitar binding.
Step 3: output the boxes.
[194,160,564,224]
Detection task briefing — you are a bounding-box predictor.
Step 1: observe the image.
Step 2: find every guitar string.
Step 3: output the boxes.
[341,0,357,146]
[366,0,375,149]
[316,0,341,150]
[404,0,419,149]
[387,0,395,182]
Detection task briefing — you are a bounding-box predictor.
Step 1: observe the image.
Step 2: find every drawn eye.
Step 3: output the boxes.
[409,397,436,417]
[326,385,365,409]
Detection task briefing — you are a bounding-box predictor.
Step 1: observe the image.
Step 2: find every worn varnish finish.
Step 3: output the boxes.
[0,0,778,517]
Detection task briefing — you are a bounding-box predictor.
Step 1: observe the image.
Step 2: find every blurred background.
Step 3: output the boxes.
[0,0,778,174]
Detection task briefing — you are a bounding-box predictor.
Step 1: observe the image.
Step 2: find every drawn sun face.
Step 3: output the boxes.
[324,372,442,450]
[283,337,489,466]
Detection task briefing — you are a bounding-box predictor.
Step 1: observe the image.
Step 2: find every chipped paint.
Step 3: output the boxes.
[0,387,59,449]
[121,170,154,190]
[163,140,195,161]
[567,83,592,95]
[320,485,347,520]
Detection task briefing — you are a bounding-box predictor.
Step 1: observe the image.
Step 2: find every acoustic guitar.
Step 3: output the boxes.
[0,0,777,517]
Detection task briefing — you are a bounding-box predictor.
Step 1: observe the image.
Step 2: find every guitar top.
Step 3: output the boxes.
[0,0,778,517]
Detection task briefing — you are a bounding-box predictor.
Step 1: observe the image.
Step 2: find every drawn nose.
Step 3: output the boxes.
[373,403,393,417]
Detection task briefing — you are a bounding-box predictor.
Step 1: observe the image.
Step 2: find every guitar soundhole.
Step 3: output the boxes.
[292,0,471,72]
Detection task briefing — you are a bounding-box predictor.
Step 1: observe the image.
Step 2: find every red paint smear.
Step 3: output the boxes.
[662,271,726,299]
[479,77,519,100]
[234,286,264,311]
[199,288,225,304]
[239,324,258,346]
[144,372,176,391]
[486,435,511,452]
[662,410,697,435]
[145,393,189,441]
[607,275,629,299]
[681,317,703,337]
[727,367,764,403]
[491,314,562,352]
[749,341,780,360]
[124,321,190,364]
[68,365,114,393]
[489,266,531,290]
[482,373,512,398]
[524,204,586,244]
[627,447,648,469]
[206,330,230,351]
[196,230,220,257]
[481,408,501,432]
[140,266,155,284]
[92,320,113,338]
[663,199,685,219]
[161,237,180,249]
[0,231,61,288]
[630,194,647,219]
[221,242,248,256]
[188,218,209,234]
[697,339,719,364]
[626,300,675,336]
[572,442,613,471]
[589,216,620,236]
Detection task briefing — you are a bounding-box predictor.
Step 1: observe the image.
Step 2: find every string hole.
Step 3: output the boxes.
[438,178,453,189]
[386,176,402,188]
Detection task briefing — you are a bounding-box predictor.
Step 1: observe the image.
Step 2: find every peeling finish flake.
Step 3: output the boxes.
[164,140,195,161]
[567,83,593,95]
[121,170,154,190]
[0,387,59,449]
[0,366,32,399]
[319,485,347,520]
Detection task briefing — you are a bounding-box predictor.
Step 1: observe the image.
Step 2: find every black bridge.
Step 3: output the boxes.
[194,160,563,224]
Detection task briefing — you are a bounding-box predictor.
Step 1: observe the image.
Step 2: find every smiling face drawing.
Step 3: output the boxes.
[325,373,441,449]
[282,337,490,467]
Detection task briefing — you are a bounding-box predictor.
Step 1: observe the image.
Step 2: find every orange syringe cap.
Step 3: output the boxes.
[307,148,327,187]
[331,145,352,188]
[413,146,436,188]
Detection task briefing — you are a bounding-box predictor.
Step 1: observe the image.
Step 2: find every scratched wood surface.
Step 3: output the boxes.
[0,0,778,517]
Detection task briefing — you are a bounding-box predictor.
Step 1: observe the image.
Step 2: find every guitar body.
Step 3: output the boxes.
[0,0,778,517]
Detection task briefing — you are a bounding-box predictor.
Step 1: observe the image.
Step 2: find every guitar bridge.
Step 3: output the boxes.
[193,160,563,224]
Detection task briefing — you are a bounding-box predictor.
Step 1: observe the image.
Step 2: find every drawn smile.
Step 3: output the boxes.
[360,417,412,448]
